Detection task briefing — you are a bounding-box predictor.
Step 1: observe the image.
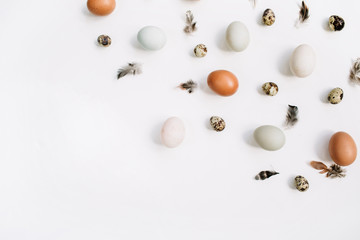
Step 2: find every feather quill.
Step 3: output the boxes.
[184,10,197,34]
[117,63,142,79]
[285,105,299,127]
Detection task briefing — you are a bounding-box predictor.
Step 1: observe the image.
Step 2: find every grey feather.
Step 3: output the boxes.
[180,80,197,93]
[117,62,142,79]
[184,10,197,34]
[286,105,299,127]
[350,58,360,83]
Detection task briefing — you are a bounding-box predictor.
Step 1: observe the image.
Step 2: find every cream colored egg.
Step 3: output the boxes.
[160,117,185,148]
[289,44,316,78]
[226,21,250,52]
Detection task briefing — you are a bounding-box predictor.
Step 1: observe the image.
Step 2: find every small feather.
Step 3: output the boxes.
[285,105,299,127]
[350,58,360,83]
[180,80,197,94]
[327,164,346,178]
[299,1,309,23]
[310,161,346,178]
[184,10,197,34]
[255,170,279,180]
[310,161,328,170]
[117,62,142,79]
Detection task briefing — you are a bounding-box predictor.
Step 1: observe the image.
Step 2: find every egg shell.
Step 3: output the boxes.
[289,44,316,78]
[160,117,185,148]
[207,70,238,96]
[328,87,343,104]
[137,26,166,51]
[329,131,357,166]
[226,21,250,52]
[87,0,116,16]
[253,125,286,151]
[295,176,309,192]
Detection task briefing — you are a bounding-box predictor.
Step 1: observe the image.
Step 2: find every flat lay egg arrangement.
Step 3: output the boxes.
[87,0,358,192]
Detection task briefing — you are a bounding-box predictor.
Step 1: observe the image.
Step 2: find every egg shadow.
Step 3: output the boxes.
[131,35,145,51]
[204,117,213,131]
[242,129,258,148]
[81,5,104,19]
[257,84,266,95]
[257,11,265,27]
[81,6,93,17]
[288,175,297,190]
[199,77,217,96]
[151,122,163,146]
[277,49,293,77]
[315,130,333,162]
[188,46,195,57]
[322,18,331,31]
[215,28,232,52]
[320,88,332,103]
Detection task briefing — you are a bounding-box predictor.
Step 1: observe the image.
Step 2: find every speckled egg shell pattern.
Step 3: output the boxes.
[194,44,207,57]
[262,82,278,96]
[328,87,343,104]
[295,176,309,192]
[97,35,111,47]
[329,15,345,31]
[262,9,275,26]
[210,116,226,132]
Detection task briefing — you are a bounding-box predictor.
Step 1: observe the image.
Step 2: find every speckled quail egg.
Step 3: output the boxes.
[194,44,207,57]
[328,87,343,104]
[295,176,309,192]
[210,116,225,132]
[329,15,345,31]
[97,34,111,47]
[262,82,278,96]
[262,9,275,26]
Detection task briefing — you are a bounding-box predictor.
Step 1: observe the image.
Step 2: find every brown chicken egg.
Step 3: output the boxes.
[87,0,116,16]
[329,131,357,166]
[207,70,238,96]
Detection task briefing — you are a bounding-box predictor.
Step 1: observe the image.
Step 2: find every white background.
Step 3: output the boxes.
[1,0,360,239]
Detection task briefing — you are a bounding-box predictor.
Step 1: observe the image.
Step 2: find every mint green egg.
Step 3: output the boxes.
[253,125,285,151]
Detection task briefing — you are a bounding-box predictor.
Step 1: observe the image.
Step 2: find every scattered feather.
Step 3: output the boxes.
[285,105,299,127]
[350,58,360,83]
[179,80,197,93]
[117,62,142,79]
[310,161,346,178]
[327,164,346,178]
[184,10,197,34]
[299,1,309,23]
[310,161,327,170]
[255,170,279,180]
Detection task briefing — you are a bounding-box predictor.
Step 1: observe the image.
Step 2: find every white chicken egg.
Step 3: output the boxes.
[137,26,166,50]
[289,44,316,78]
[225,21,250,52]
[160,117,185,148]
